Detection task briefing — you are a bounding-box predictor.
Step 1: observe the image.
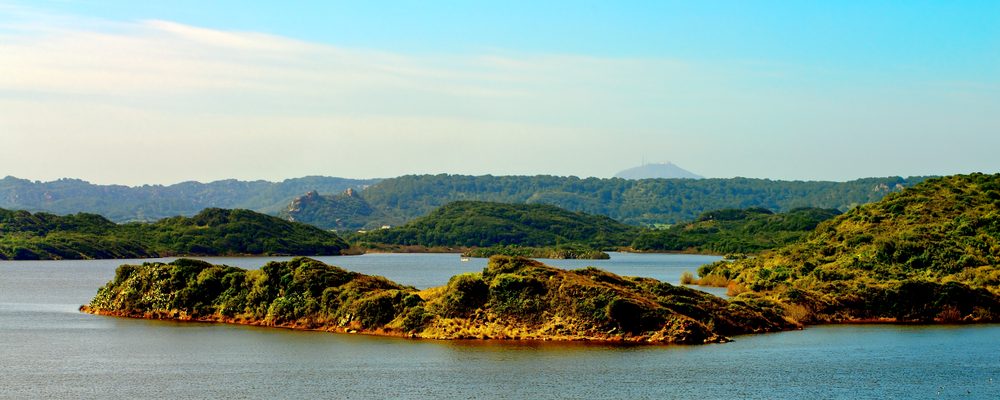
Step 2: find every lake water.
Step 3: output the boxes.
[1,253,998,399]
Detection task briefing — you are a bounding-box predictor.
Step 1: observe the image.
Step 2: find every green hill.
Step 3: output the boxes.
[0,208,155,259]
[695,173,1000,323]
[83,256,794,344]
[358,201,639,248]
[0,208,348,260]
[632,207,842,254]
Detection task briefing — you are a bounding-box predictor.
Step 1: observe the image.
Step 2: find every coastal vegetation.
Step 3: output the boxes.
[0,208,348,260]
[691,174,1000,323]
[632,207,841,254]
[83,256,794,344]
[461,244,610,260]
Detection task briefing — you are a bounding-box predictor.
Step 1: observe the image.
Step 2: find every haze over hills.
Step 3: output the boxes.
[3,174,929,229]
[0,176,379,222]
[295,174,928,228]
[614,162,703,180]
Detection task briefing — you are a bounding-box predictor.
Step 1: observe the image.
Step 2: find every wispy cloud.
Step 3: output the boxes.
[0,12,720,184]
[1,8,997,184]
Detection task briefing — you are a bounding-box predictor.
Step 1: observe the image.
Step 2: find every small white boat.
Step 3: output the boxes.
[460,257,471,262]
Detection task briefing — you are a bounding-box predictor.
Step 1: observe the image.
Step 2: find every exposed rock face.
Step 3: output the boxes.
[282,189,382,230]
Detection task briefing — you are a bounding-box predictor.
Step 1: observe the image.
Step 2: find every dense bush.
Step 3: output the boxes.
[0,207,348,259]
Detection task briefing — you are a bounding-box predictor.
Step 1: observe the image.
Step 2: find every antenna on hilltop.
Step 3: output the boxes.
[642,155,646,166]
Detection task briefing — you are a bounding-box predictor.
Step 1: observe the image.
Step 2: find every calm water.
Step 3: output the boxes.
[1,253,998,399]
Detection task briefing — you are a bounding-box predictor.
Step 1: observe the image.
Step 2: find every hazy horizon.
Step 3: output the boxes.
[2,167,944,188]
[2,1,999,185]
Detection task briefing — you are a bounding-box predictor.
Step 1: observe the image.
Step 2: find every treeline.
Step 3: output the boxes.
[0,208,348,260]
[694,173,1000,323]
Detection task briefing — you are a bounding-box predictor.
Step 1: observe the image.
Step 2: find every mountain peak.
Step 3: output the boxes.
[614,162,703,180]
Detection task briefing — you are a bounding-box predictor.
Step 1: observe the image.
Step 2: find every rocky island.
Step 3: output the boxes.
[82,256,794,344]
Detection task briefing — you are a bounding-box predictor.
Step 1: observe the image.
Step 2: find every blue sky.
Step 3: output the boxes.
[1,1,998,184]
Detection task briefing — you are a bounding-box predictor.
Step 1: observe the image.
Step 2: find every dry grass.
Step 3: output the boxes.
[782,303,810,323]
[726,281,749,296]
[696,274,730,287]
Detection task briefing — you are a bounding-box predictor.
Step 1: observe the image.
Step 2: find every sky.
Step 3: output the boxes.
[1,1,999,185]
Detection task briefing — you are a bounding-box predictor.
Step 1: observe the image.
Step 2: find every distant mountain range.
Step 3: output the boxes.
[614,162,703,179]
[1,174,930,228]
[0,176,378,222]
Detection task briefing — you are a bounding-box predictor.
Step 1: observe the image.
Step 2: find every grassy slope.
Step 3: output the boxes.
[697,173,1000,323]
[83,256,794,344]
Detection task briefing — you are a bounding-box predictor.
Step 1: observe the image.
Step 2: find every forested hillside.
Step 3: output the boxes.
[3,174,928,229]
[292,174,927,229]
[359,201,638,248]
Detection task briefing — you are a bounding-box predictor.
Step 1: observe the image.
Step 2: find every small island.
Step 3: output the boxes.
[82,256,794,344]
